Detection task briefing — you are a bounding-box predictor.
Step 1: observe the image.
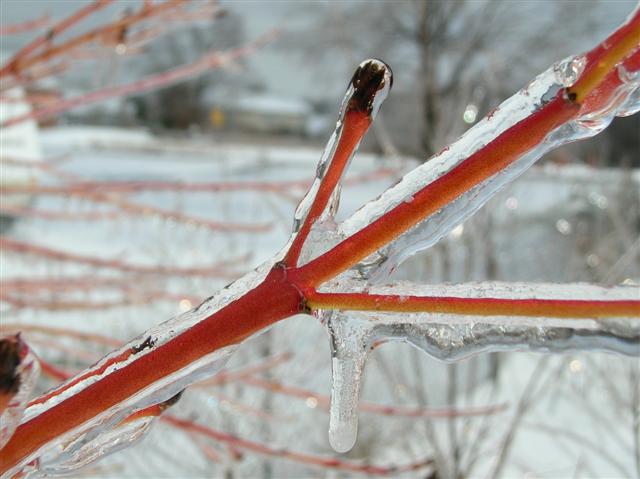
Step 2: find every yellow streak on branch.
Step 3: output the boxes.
[568,20,640,103]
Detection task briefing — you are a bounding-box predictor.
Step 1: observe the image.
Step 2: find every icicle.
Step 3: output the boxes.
[326,313,375,453]
[320,281,639,452]
[0,335,40,450]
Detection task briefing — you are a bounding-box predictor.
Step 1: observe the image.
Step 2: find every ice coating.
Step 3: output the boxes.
[291,59,391,264]
[38,414,156,475]
[336,55,640,282]
[0,336,40,450]
[7,258,276,478]
[322,282,639,452]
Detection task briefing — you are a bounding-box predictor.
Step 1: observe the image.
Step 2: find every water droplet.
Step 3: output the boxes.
[587,192,608,209]
[569,359,582,373]
[555,218,572,235]
[178,298,192,312]
[463,104,478,124]
[505,196,519,210]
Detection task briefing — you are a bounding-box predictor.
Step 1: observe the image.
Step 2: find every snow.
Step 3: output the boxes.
[232,94,311,116]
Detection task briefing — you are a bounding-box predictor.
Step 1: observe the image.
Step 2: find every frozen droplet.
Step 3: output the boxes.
[554,55,586,87]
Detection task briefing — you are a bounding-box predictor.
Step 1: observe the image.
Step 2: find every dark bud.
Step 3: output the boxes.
[0,335,23,396]
[348,59,393,115]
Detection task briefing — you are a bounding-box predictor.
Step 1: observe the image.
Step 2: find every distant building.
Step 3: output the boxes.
[206,92,312,137]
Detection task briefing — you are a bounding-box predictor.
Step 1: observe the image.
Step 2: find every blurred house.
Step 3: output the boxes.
[207,92,312,137]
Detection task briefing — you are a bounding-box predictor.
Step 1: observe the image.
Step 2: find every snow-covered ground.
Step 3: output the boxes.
[2,126,638,478]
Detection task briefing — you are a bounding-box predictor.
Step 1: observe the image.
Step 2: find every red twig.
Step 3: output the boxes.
[1,31,279,127]
[0,166,399,196]
[1,237,245,278]
[240,375,508,419]
[0,0,113,77]
[307,291,640,319]
[0,15,51,36]
[163,415,434,476]
[0,0,187,79]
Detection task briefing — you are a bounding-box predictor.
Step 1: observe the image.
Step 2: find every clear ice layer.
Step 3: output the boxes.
[332,56,640,283]
[6,259,277,478]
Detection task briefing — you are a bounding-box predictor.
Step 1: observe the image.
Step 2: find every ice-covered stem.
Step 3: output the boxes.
[295,10,640,287]
[284,59,392,267]
[0,266,304,476]
[568,5,640,103]
[308,290,640,319]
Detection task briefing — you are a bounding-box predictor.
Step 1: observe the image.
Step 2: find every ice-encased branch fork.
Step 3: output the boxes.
[1,7,639,477]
